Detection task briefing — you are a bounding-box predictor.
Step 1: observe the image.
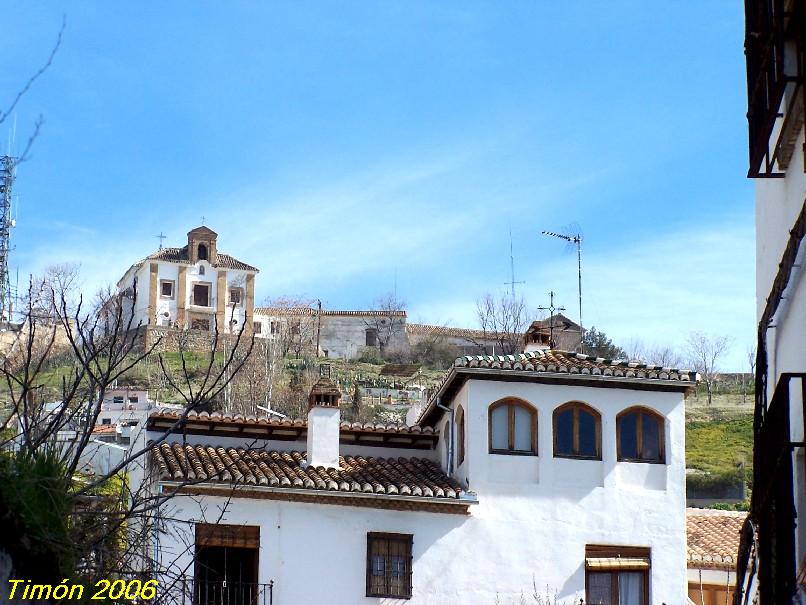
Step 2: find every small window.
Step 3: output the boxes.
[366,328,378,347]
[160,280,174,298]
[488,399,537,455]
[192,283,210,307]
[366,533,412,599]
[112,396,124,404]
[101,418,112,425]
[586,545,649,605]
[254,322,262,334]
[617,407,665,463]
[291,320,301,335]
[229,287,243,305]
[270,321,278,335]
[198,243,208,261]
[456,405,466,465]
[128,396,138,403]
[199,265,205,275]
[553,402,601,460]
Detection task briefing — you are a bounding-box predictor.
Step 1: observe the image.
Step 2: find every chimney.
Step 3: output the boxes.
[306,371,342,470]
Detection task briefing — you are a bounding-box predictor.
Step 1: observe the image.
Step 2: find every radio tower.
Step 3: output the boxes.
[0,156,16,321]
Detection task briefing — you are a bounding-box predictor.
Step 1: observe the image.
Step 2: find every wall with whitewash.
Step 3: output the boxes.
[153,375,688,604]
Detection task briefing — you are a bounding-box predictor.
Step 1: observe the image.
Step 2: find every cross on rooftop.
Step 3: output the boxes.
[537,291,566,348]
[155,232,167,250]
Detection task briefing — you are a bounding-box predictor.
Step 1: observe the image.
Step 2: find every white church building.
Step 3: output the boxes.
[116,226,258,335]
[141,351,697,604]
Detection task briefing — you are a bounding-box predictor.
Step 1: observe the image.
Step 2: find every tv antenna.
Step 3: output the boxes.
[542,228,584,351]
[537,291,565,349]
[155,232,167,250]
[504,227,525,298]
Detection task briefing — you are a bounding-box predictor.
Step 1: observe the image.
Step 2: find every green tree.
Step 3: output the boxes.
[581,326,626,359]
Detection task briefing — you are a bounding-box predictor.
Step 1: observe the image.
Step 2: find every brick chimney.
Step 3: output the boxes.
[306,373,342,470]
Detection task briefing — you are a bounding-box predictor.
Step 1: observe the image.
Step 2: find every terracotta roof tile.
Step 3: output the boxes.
[152,443,466,501]
[147,408,437,437]
[417,350,698,424]
[131,246,258,273]
[254,307,406,318]
[686,509,747,570]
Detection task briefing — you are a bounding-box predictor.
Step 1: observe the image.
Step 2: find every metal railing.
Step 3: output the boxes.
[161,579,274,605]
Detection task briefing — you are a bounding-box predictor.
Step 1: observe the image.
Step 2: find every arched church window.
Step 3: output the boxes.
[199,265,205,275]
[198,243,208,261]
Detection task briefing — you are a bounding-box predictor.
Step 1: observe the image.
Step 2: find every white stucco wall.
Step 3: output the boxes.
[151,376,688,604]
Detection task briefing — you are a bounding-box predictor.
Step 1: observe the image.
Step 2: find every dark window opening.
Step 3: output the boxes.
[617,408,665,463]
[585,545,650,605]
[366,328,378,347]
[254,322,262,334]
[366,533,412,599]
[101,418,112,425]
[193,284,210,307]
[553,402,601,460]
[194,525,259,605]
[230,288,243,305]
[160,280,174,298]
[198,244,208,261]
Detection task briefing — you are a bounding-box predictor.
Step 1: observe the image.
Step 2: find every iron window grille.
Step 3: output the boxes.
[366,533,413,599]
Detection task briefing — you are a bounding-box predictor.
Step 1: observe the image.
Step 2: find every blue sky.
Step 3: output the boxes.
[3,2,754,369]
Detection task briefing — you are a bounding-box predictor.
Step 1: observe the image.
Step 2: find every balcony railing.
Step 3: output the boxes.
[159,579,274,605]
[735,373,806,604]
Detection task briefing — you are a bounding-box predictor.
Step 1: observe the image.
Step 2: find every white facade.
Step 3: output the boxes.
[145,356,692,604]
[116,226,258,335]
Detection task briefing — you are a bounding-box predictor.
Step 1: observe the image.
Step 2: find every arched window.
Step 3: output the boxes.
[456,405,466,465]
[488,399,537,455]
[617,407,665,463]
[553,402,601,460]
[198,243,208,261]
[199,265,205,276]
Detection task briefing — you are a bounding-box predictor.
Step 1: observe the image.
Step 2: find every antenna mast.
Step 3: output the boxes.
[542,229,584,351]
[0,156,16,322]
[505,227,525,298]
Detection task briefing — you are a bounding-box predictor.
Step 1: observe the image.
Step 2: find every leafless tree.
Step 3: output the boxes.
[476,292,527,355]
[0,267,254,601]
[686,332,731,405]
[1,16,65,163]
[364,293,407,356]
[645,346,685,369]
[264,296,317,358]
[743,343,757,405]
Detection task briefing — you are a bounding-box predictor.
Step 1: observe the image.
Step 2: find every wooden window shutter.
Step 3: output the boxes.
[195,523,260,549]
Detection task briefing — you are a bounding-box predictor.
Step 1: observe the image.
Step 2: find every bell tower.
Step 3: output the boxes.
[187,226,218,265]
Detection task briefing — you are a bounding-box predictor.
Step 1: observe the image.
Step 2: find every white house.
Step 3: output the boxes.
[141,350,696,604]
[734,2,806,603]
[116,226,258,335]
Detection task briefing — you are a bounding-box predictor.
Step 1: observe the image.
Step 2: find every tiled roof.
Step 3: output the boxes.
[153,443,468,502]
[406,323,514,341]
[686,509,747,570]
[254,307,406,318]
[148,408,435,435]
[130,246,258,273]
[147,408,438,449]
[454,350,698,380]
[92,424,118,434]
[417,350,698,425]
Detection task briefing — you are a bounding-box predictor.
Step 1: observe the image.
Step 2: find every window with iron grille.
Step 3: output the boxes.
[366,533,413,599]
